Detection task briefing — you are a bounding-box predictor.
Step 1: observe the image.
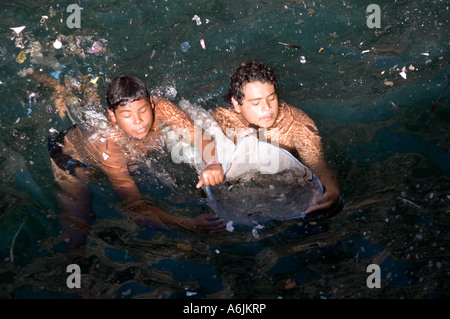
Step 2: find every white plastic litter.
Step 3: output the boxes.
[53,39,62,49]
[192,15,201,25]
[252,224,264,239]
[226,221,234,232]
[10,26,26,35]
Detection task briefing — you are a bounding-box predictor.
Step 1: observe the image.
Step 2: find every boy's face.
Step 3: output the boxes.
[231,81,279,128]
[108,98,154,139]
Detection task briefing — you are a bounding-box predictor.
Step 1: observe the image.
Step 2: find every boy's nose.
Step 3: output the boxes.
[261,100,271,112]
[134,114,143,124]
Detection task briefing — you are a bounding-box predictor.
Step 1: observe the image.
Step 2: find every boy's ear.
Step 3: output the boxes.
[231,97,241,113]
[149,97,155,109]
[108,109,117,123]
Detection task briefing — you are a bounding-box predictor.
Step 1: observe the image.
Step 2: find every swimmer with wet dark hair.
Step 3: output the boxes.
[212,59,341,214]
[30,72,226,260]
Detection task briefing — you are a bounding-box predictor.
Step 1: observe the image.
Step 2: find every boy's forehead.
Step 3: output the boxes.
[117,98,150,109]
[242,82,276,98]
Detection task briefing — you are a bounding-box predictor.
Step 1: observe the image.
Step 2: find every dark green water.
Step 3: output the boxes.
[0,0,449,299]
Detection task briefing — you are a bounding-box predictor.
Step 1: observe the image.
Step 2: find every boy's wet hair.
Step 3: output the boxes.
[223,59,277,105]
[106,75,151,111]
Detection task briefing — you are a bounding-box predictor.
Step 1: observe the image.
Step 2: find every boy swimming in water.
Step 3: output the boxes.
[212,60,341,214]
[28,72,226,259]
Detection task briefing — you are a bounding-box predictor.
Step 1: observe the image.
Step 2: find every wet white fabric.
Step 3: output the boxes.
[167,100,323,226]
[205,135,323,226]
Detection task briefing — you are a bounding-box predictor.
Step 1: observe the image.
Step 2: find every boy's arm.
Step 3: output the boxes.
[291,111,341,213]
[156,98,224,187]
[92,140,224,232]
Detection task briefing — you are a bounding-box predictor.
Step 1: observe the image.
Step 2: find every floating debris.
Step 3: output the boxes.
[90,76,99,84]
[384,80,394,86]
[176,243,192,251]
[278,42,301,49]
[300,56,306,64]
[192,15,201,26]
[10,26,26,35]
[279,280,296,290]
[53,39,63,49]
[15,50,26,63]
[121,289,131,296]
[226,220,234,232]
[398,197,421,209]
[28,92,39,105]
[389,101,400,113]
[252,224,264,239]
[361,49,370,54]
[200,39,206,49]
[87,42,103,54]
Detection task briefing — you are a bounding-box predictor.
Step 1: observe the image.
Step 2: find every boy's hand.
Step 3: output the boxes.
[196,163,224,188]
[305,190,340,214]
[184,214,227,233]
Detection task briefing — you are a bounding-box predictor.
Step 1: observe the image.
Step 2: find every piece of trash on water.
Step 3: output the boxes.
[200,39,206,49]
[50,70,63,80]
[278,42,301,49]
[252,224,264,239]
[10,26,26,35]
[192,15,201,25]
[53,39,63,49]
[421,52,429,56]
[279,280,296,291]
[215,249,220,254]
[361,49,370,54]
[399,67,407,80]
[121,289,131,296]
[90,76,99,84]
[40,16,48,24]
[15,117,20,124]
[87,42,103,54]
[319,47,324,53]
[186,291,197,297]
[226,220,234,232]
[384,80,394,86]
[176,243,192,251]
[300,56,306,64]
[49,128,59,134]
[15,50,26,63]
[181,41,191,52]
[28,92,39,102]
